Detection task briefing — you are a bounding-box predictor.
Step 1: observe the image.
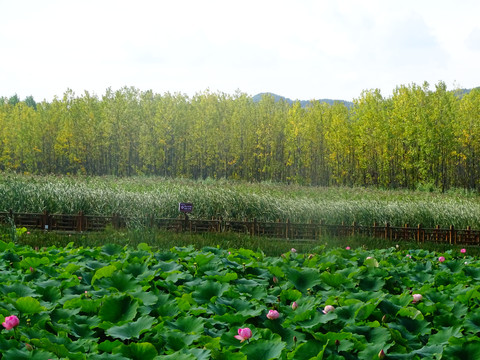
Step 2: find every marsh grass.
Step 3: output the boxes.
[2,173,480,229]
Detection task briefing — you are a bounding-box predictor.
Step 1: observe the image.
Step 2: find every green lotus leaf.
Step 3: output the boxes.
[280,289,302,303]
[89,354,129,360]
[443,341,480,359]
[334,303,363,325]
[131,289,158,306]
[98,272,142,292]
[105,315,155,340]
[378,299,402,316]
[98,339,124,352]
[319,271,348,289]
[1,283,36,298]
[389,317,431,342]
[427,326,463,346]
[63,297,101,314]
[299,311,337,330]
[464,266,480,280]
[465,310,480,334]
[168,315,205,334]
[2,348,56,360]
[101,243,123,256]
[359,276,385,292]
[0,239,14,251]
[286,340,325,360]
[241,339,286,360]
[205,271,238,283]
[91,265,117,285]
[214,312,252,325]
[210,350,247,360]
[397,306,424,320]
[30,337,85,360]
[19,256,50,269]
[37,285,62,303]
[15,296,46,314]
[163,331,198,351]
[156,293,181,318]
[185,348,211,360]
[192,280,229,304]
[155,351,196,360]
[154,260,183,273]
[287,268,321,293]
[99,295,139,323]
[117,342,158,360]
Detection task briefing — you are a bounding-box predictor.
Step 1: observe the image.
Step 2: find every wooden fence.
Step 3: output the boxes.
[1,210,480,245]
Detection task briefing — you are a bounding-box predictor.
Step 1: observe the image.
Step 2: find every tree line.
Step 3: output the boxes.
[1,82,479,190]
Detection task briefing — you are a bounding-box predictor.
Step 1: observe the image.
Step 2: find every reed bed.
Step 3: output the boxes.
[1,173,480,229]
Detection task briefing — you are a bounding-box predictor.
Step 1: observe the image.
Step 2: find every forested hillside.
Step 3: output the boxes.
[1,81,479,190]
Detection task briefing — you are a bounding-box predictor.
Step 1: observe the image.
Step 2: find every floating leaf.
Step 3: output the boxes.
[287,268,321,293]
[118,342,158,360]
[91,265,117,285]
[242,339,286,360]
[192,280,229,304]
[15,296,46,314]
[105,316,155,340]
[99,295,139,323]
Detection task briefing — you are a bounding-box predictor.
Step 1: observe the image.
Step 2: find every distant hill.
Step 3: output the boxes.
[252,92,354,108]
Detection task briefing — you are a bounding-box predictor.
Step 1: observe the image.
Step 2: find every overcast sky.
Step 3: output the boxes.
[1,0,479,102]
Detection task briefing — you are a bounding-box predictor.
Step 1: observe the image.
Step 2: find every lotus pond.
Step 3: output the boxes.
[1,240,480,359]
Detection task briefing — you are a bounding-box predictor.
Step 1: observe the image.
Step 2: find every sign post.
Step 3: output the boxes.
[179,202,193,231]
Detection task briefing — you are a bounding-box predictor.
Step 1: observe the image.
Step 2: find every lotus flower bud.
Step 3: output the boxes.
[234,327,252,342]
[266,309,280,320]
[322,305,335,314]
[412,294,422,303]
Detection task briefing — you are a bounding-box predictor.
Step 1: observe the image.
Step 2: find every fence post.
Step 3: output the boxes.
[385,222,390,240]
[352,221,356,236]
[42,210,49,231]
[285,219,290,239]
[449,225,454,245]
[112,213,120,230]
[76,211,84,232]
[417,224,421,243]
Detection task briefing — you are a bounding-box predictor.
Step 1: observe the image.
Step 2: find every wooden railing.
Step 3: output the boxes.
[1,210,479,245]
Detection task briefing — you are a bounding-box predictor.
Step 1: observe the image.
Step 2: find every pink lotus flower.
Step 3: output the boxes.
[406,254,412,258]
[2,315,19,330]
[438,256,445,263]
[322,305,335,314]
[272,276,278,284]
[234,327,252,342]
[291,248,297,253]
[461,248,466,254]
[412,294,422,303]
[292,301,298,310]
[345,246,351,250]
[379,349,386,359]
[266,309,280,320]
